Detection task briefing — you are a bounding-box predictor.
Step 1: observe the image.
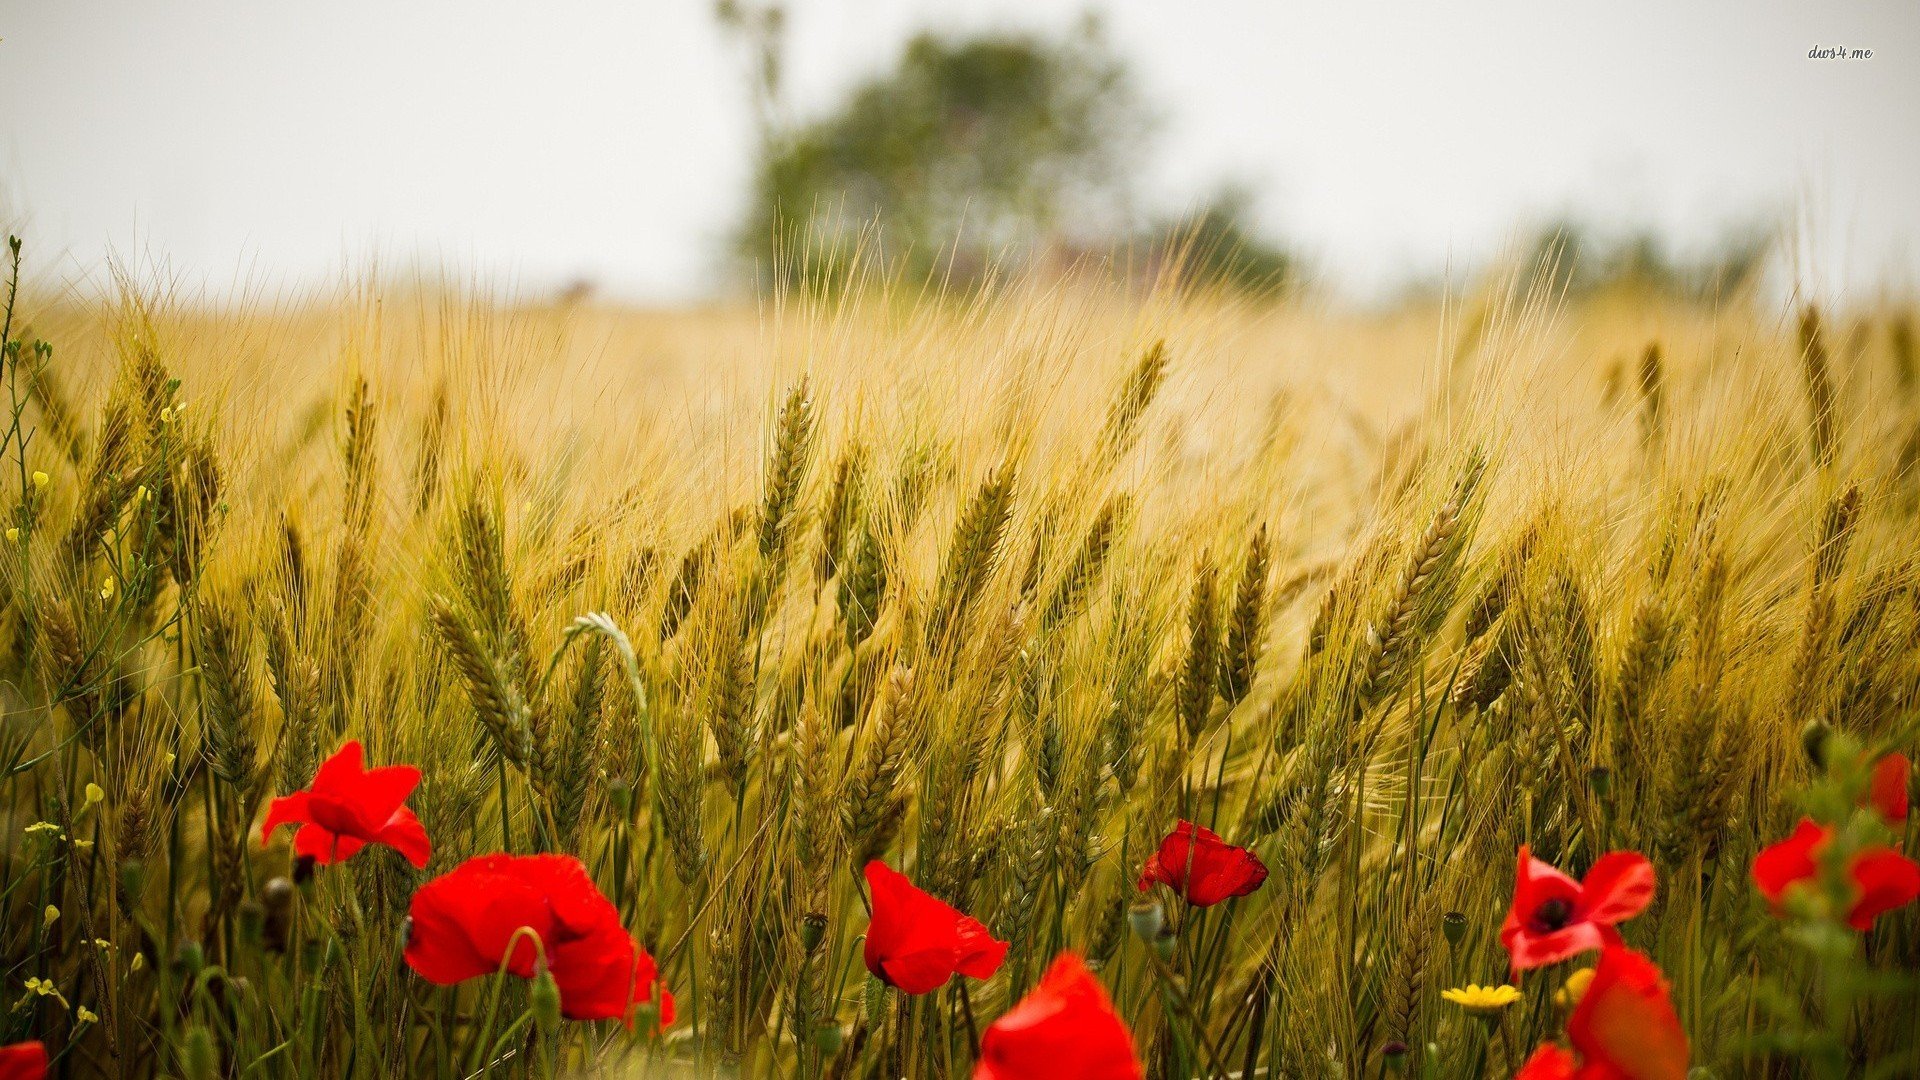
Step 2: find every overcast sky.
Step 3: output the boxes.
[2,0,1916,303]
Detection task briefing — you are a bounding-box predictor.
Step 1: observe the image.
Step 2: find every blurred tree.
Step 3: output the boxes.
[725,14,1151,290]
[1135,185,1300,295]
[1518,217,1775,302]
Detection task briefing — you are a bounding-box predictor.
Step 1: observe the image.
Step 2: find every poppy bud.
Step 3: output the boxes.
[120,859,146,900]
[1802,719,1832,768]
[801,912,827,954]
[1588,765,1612,800]
[1382,1040,1411,1072]
[1127,898,1164,942]
[531,966,562,1033]
[1441,911,1467,947]
[175,940,204,978]
[813,1022,845,1055]
[262,874,295,922]
[237,899,266,950]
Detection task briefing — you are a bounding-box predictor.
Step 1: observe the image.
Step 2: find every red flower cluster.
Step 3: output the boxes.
[405,853,672,1026]
[261,741,431,868]
[1753,820,1920,931]
[1136,821,1268,907]
[1515,944,1688,1080]
[263,741,671,1029]
[1751,751,1919,932]
[863,861,1008,994]
[0,1042,46,1080]
[1501,847,1655,971]
[974,953,1142,1080]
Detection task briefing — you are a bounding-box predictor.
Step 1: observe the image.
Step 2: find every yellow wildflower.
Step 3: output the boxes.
[31,470,49,490]
[85,782,104,807]
[77,1005,99,1024]
[4,527,17,543]
[24,977,69,1008]
[99,575,116,601]
[130,953,146,972]
[1555,967,1595,1009]
[1442,983,1522,1016]
[44,904,60,927]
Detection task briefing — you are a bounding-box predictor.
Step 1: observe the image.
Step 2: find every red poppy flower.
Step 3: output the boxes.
[260,740,430,868]
[1500,847,1655,971]
[1753,817,1920,931]
[863,860,1008,995]
[1868,752,1910,825]
[0,1042,46,1080]
[405,853,673,1026]
[1515,945,1687,1079]
[974,953,1143,1080]
[1136,821,1269,907]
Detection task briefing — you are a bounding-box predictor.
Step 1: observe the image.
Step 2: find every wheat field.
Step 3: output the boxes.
[2,236,1918,1077]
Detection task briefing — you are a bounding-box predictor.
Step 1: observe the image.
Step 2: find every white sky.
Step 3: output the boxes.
[2,0,1917,303]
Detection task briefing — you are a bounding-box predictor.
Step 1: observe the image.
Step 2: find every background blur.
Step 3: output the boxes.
[2,0,1916,304]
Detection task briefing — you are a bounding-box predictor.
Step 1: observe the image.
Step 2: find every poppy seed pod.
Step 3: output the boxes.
[1441,911,1467,947]
[801,911,828,953]
[1801,719,1832,768]
[1127,898,1164,942]
[238,899,266,949]
[120,859,146,901]
[175,940,205,978]
[1587,766,1612,800]
[813,1022,845,1056]
[262,877,295,952]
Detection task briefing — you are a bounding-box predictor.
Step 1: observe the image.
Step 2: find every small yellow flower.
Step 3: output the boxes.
[72,838,94,852]
[31,470,49,490]
[5,527,17,543]
[94,938,114,951]
[1442,983,1522,1016]
[24,977,69,1008]
[1555,967,1595,1010]
[25,821,61,835]
[134,484,149,504]
[99,575,116,601]
[85,782,105,806]
[76,1005,99,1025]
[159,407,173,423]
[130,953,146,972]
[44,904,60,927]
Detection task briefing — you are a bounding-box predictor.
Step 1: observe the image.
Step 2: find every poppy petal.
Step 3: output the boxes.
[376,806,433,869]
[1579,851,1657,925]
[1752,819,1825,907]
[1868,753,1910,826]
[311,740,367,791]
[1513,1044,1577,1080]
[974,953,1141,1080]
[292,822,364,865]
[1566,945,1688,1080]
[0,1040,48,1080]
[1845,847,1920,931]
[260,791,312,845]
[953,915,1010,981]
